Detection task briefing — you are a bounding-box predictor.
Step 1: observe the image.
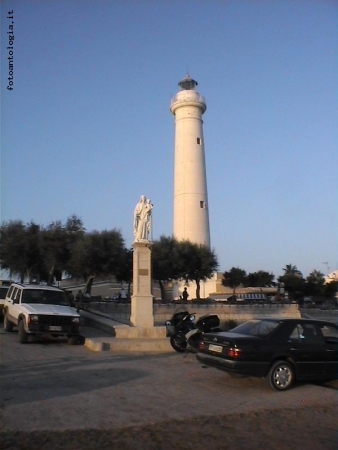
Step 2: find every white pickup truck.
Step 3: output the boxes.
[3,283,81,344]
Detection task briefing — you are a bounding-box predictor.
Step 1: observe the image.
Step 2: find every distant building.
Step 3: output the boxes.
[324,270,338,284]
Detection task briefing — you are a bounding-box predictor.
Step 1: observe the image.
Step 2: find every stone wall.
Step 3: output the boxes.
[101,303,301,326]
[153,304,301,327]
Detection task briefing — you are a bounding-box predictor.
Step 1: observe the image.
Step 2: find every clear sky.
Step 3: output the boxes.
[1,0,337,279]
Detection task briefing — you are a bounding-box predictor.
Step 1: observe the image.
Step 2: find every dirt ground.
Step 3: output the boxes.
[1,404,337,450]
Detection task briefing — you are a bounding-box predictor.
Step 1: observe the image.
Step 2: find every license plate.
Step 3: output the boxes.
[49,326,62,331]
[209,344,222,353]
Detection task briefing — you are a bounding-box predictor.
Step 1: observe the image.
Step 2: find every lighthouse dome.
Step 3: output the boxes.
[178,74,198,91]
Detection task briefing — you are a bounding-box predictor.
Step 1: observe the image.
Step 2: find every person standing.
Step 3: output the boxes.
[182,287,189,303]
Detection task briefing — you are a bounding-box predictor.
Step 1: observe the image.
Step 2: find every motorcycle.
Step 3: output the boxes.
[165,306,221,353]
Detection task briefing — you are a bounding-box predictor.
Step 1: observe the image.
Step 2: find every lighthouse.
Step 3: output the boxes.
[170,75,210,247]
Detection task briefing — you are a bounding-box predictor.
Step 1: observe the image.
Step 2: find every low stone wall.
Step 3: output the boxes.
[153,304,301,327]
[95,303,301,327]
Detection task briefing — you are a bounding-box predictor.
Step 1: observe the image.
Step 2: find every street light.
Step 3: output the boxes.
[322,262,330,275]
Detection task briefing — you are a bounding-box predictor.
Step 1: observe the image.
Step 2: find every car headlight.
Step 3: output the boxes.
[29,315,39,323]
[71,317,80,323]
[189,314,195,321]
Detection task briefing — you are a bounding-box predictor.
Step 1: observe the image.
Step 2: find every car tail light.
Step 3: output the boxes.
[227,347,241,358]
[198,341,205,351]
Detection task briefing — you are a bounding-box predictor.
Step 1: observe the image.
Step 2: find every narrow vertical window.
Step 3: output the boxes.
[197,137,202,145]
[200,201,206,209]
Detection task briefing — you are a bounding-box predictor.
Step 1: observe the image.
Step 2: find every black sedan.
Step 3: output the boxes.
[196,318,338,391]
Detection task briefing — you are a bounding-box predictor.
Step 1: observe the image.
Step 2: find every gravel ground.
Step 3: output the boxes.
[1,323,337,450]
[1,404,337,450]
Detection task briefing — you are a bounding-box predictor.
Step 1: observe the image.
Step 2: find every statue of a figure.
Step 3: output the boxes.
[133,195,153,242]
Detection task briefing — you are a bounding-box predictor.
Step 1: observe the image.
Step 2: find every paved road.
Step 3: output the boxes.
[1,324,337,433]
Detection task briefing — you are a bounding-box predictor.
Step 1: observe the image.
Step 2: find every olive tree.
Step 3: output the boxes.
[222,267,247,298]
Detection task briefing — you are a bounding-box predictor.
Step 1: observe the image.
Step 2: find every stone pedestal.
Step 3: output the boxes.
[130,241,154,327]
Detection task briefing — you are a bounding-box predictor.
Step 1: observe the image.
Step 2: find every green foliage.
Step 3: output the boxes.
[245,270,275,287]
[114,248,133,285]
[222,268,247,288]
[222,267,247,298]
[304,270,325,297]
[324,280,338,298]
[0,216,125,284]
[177,240,218,300]
[278,264,304,300]
[0,220,44,282]
[282,264,303,277]
[68,229,125,280]
[152,236,218,300]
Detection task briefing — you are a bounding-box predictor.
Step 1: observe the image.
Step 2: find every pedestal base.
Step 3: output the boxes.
[130,241,154,328]
[130,295,154,327]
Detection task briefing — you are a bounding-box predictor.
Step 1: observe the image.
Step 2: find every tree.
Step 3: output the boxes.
[324,280,338,299]
[40,221,69,285]
[222,267,247,298]
[114,247,133,297]
[68,229,126,285]
[0,220,44,282]
[304,270,325,297]
[152,236,182,301]
[176,240,218,300]
[282,264,302,277]
[278,264,304,300]
[24,221,45,282]
[245,271,275,287]
[151,237,219,301]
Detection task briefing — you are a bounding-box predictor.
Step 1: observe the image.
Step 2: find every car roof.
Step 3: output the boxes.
[254,317,338,326]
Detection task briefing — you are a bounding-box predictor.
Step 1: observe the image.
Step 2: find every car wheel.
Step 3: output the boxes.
[267,360,294,391]
[4,312,14,332]
[18,319,29,344]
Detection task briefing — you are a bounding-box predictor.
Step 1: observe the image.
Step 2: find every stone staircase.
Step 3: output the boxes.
[80,309,172,353]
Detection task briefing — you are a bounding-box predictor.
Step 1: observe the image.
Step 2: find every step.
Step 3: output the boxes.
[84,336,173,353]
[80,310,171,353]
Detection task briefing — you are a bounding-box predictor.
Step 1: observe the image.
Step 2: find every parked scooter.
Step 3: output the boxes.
[165,306,221,353]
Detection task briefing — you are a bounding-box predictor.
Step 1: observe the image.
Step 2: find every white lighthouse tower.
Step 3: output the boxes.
[170,75,210,247]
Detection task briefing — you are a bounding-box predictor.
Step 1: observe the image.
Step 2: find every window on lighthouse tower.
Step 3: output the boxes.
[197,137,202,145]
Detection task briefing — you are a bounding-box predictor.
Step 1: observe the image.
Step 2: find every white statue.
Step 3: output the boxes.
[133,195,153,242]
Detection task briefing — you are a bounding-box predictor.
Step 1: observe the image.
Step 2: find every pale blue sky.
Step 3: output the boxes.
[1,0,337,279]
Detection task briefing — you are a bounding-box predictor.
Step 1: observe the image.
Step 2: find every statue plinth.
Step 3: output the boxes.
[130,241,154,328]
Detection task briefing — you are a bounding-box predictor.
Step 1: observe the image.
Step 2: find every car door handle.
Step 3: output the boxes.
[326,349,334,352]
[290,347,299,351]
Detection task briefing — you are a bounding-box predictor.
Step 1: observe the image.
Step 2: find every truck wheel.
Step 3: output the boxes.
[4,312,13,332]
[68,335,80,345]
[18,319,29,344]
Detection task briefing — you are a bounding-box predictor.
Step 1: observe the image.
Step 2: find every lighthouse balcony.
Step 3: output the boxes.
[170,92,206,107]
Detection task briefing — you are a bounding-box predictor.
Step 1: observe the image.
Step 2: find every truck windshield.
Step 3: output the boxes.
[21,290,70,306]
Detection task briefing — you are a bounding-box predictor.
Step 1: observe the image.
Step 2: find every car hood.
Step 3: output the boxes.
[20,304,79,317]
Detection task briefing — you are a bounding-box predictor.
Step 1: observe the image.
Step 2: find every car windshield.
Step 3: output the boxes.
[21,289,70,306]
[230,320,280,338]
